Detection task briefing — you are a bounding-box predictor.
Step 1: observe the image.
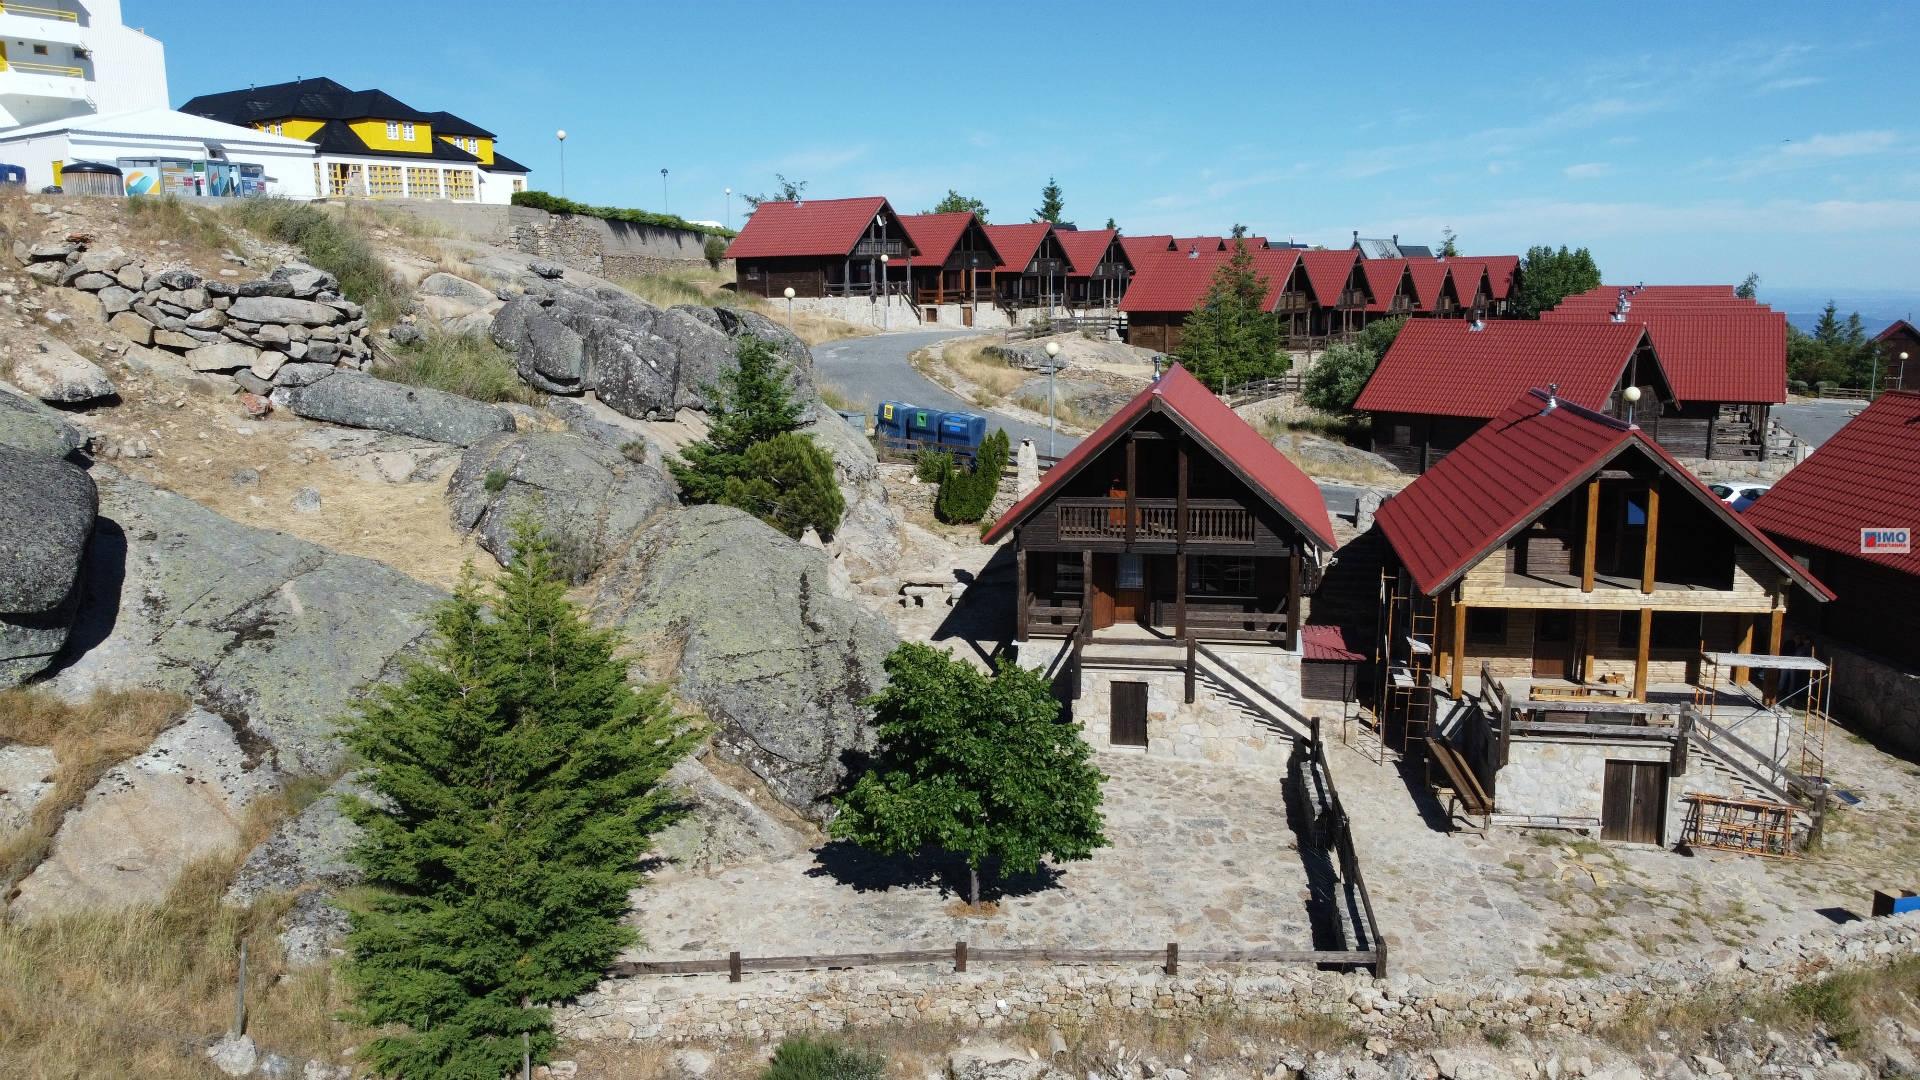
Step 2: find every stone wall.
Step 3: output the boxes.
[1493,735,1753,838]
[1824,639,1920,760]
[556,911,1920,1044]
[368,199,721,277]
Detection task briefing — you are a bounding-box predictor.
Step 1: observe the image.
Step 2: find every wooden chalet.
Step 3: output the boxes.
[726,196,918,299]
[892,212,1000,310]
[1356,320,1671,473]
[1118,245,1307,353]
[1473,255,1521,317]
[1296,249,1369,339]
[1445,259,1492,318]
[1872,320,1920,391]
[1404,259,1461,317]
[984,364,1335,655]
[982,223,1070,310]
[1358,258,1415,323]
[1055,228,1133,311]
[1747,391,1920,671]
[1372,388,1833,842]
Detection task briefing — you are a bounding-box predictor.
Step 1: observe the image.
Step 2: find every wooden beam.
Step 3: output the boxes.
[1451,598,1468,700]
[1633,607,1652,700]
[1175,551,1188,639]
[1640,483,1660,593]
[1176,437,1190,547]
[1081,549,1094,641]
[1582,479,1601,592]
[1733,615,1756,685]
[1125,436,1137,547]
[1286,548,1301,651]
[1015,545,1029,642]
[1581,609,1597,683]
[1762,606,1785,705]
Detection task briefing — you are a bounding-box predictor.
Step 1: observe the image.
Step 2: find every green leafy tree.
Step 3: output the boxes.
[671,336,843,536]
[928,189,989,220]
[1034,177,1065,224]
[831,643,1108,907]
[722,431,846,539]
[1353,313,1409,360]
[1178,239,1284,389]
[1302,342,1380,414]
[1513,244,1603,317]
[1230,223,1249,239]
[1104,217,1117,230]
[342,522,695,1080]
[741,174,807,215]
[1736,272,1760,300]
[933,429,1009,525]
[1439,228,1460,258]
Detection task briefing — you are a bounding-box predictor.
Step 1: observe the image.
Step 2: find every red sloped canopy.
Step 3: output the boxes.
[1055,228,1120,277]
[893,212,996,266]
[1746,390,1920,579]
[1405,259,1454,309]
[1360,259,1409,312]
[982,364,1335,552]
[1296,249,1359,305]
[1118,247,1301,314]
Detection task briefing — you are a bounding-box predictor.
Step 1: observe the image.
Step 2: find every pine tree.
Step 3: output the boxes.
[831,643,1108,907]
[1736,272,1760,300]
[1104,217,1117,230]
[672,335,836,533]
[933,429,1010,525]
[1178,239,1283,389]
[1230,223,1249,239]
[1034,177,1065,224]
[343,521,695,1079]
[1439,228,1460,258]
[928,189,988,220]
[721,430,845,539]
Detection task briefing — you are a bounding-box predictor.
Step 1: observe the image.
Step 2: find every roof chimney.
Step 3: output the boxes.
[1391,234,1399,245]
[1541,383,1560,415]
[1187,246,1199,260]
[1352,230,1359,244]
[1469,317,1485,331]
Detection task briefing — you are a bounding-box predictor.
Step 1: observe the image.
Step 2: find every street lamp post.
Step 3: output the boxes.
[660,168,669,215]
[724,187,731,232]
[879,253,890,329]
[555,130,567,199]
[1899,351,1911,392]
[784,286,795,329]
[1044,340,1061,458]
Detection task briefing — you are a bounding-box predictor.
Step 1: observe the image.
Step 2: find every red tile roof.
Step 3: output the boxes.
[1360,259,1410,312]
[982,364,1335,551]
[983,223,1054,271]
[725,197,912,260]
[1746,391,1920,579]
[1055,228,1120,277]
[1541,311,1786,405]
[1119,235,1177,261]
[892,212,996,266]
[1377,389,1831,599]
[1296,249,1359,306]
[1471,255,1520,300]
[1404,259,1454,310]
[1355,319,1655,419]
[1446,259,1490,302]
[1301,624,1366,663]
[1117,247,1300,314]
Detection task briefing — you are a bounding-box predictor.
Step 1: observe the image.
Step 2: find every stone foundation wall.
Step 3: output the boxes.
[368,200,719,276]
[556,912,1920,1044]
[1824,640,1920,760]
[1493,736,1753,837]
[1047,645,1307,768]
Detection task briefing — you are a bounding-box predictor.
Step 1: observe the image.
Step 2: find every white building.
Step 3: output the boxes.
[0,0,168,130]
[0,106,320,196]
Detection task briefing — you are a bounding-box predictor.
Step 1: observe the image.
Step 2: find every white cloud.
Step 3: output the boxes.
[1563,162,1612,179]
[1760,75,1824,93]
[1780,131,1899,159]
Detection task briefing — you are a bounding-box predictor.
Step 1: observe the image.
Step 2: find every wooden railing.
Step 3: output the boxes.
[609,938,1381,982]
[1052,497,1255,544]
[1292,716,1389,976]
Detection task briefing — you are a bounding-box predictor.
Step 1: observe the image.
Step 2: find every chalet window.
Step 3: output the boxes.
[1467,608,1508,645]
[1116,554,1145,591]
[386,121,399,140]
[402,123,417,142]
[1055,557,1085,598]
[1187,555,1255,598]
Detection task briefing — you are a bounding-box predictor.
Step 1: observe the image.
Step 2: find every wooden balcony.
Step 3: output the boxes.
[1051,497,1257,545]
[852,238,908,258]
[1275,292,1310,313]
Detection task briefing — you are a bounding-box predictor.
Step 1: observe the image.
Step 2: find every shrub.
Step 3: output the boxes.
[1354,314,1408,359]
[761,1036,886,1080]
[915,448,955,484]
[721,431,846,540]
[123,194,231,253]
[934,429,1009,525]
[224,199,409,324]
[512,190,734,238]
[1302,343,1379,415]
[483,468,509,493]
[620,440,648,465]
[377,331,539,404]
[704,235,728,269]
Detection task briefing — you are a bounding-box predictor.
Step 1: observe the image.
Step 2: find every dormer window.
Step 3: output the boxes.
[402,123,416,141]
[386,121,399,140]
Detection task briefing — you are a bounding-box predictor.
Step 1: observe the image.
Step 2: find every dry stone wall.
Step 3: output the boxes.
[557,912,1920,1045]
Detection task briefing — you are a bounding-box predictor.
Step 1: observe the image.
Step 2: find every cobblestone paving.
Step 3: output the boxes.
[624,754,1316,961]
[1325,719,1920,980]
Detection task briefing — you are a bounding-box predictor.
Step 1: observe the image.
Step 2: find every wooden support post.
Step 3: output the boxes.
[1125,435,1138,546]
[1581,610,1597,683]
[1733,615,1755,685]
[1633,608,1652,700]
[1175,552,1188,639]
[1177,438,1189,541]
[728,951,742,983]
[1015,546,1029,643]
[1450,599,1468,701]
[1184,632,1196,704]
[231,939,247,1038]
[1081,550,1094,640]
[1763,606,1785,705]
[954,940,967,973]
[1165,942,1179,976]
[1641,483,1660,593]
[1582,479,1601,592]
[1286,547,1302,651]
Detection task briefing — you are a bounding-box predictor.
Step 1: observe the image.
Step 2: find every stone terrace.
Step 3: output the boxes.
[624,753,1321,961]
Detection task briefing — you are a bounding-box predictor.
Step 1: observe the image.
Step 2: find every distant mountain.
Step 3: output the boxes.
[1760,288,1919,336]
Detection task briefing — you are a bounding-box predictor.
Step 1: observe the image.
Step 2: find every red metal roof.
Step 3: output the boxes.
[1355,319,1654,419]
[982,223,1054,271]
[1119,235,1176,261]
[1055,228,1120,277]
[1296,249,1359,305]
[1117,247,1300,314]
[1746,391,1920,579]
[724,197,914,260]
[982,364,1335,551]
[1404,259,1454,310]
[1541,311,1786,405]
[1301,624,1366,662]
[892,212,996,266]
[1471,255,1520,300]
[1446,259,1490,301]
[1377,389,1832,599]
[1359,259,1410,312]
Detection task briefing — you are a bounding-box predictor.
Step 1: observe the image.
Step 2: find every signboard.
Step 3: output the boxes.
[1861,528,1911,554]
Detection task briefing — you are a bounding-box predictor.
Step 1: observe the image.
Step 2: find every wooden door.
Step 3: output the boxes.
[1532,610,1573,678]
[1113,553,1147,625]
[1601,760,1666,845]
[1090,555,1117,629]
[1110,681,1149,748]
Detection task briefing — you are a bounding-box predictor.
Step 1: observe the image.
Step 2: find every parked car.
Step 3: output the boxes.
[1709,481,1772,512]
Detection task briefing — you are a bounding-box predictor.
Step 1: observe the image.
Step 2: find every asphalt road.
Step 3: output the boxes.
[813,329,1369,525]
[1774,399,1868,451]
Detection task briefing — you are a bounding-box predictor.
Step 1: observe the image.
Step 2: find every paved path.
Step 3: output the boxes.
[815,330,1370,524]
[1775,399,1867,450]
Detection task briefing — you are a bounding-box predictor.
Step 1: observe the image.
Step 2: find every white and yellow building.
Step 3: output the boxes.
[0,0,166,130]
[181,78,528,204]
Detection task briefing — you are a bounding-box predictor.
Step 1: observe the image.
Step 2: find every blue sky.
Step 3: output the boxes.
[134,1,1920,295]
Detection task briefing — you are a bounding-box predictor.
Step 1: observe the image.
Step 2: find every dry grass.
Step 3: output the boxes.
[936,338,1030,398]
[0,688,190,894]
[1012,391,1102,433]
[122,196,233,261]
[375,331,542,405]
[613,267,872,347]
[1605,955,1920,1058]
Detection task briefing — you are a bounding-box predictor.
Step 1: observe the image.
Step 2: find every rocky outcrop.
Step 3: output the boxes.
[803,411,902,578]
[488,284,815,419]
[9,336,114,404]
[652,755,811,875]
[225,775,365,907]
[10,707,282,920]
[0,445,96,687]
[279,371,515,446]
[0,384,87,459]
[590,505,896,822]
[0,744,56,832]
[44,469,445,775]
[448,431,674,578]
